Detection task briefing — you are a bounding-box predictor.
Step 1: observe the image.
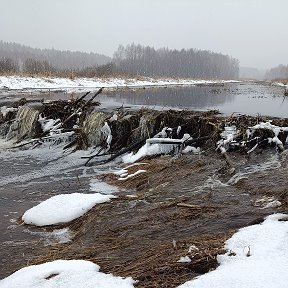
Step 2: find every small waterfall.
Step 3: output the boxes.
[6,106,40,142]
[82,112,107,146]
[129,112,157,142]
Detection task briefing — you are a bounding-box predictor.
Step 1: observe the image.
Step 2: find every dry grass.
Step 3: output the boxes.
[30,229,234,288]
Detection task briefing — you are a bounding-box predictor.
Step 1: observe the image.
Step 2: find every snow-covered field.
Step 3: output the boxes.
[0,75,239,93]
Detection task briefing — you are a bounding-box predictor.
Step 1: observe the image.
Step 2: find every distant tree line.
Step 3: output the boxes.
[0,41,111,75]
[265,64,288,80]
[113,44,239,79]
[0,41,239,79]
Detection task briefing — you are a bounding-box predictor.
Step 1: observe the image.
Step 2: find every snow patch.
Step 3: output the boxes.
[23,228,72,245]
[0,106,18,117]
[178,213,288,288]
[0,259,135,288]
[22,193,115,226]
[118,169,146,181]
[178,256,192,263]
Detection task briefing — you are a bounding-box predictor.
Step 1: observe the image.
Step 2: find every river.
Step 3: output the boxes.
[1,81,286,117]
[0,81,287,284]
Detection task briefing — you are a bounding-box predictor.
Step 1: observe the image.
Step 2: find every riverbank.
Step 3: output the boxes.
[1,145,288,287]
[0,75,240,93]
[1,101,288,286]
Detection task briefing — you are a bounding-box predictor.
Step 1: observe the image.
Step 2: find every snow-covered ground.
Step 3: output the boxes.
[0,260,135,288]
[0,75,239,93]
[178,213,288,288]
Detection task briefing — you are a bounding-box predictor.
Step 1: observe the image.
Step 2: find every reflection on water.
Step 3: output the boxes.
[101,85,234,109]
[97,82,287,117]
[0,82,287,117]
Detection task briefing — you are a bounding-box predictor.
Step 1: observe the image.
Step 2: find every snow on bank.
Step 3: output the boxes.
[22,193,115,226]
[122,141,177,163]
[0,260,135,288]
[178,214,288,288]
[122,135,199,164]
[0,75,239,92]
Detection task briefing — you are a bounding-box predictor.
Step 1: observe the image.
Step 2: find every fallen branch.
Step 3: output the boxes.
[87,137,146,166]
[62,88,103,127]
[73,91,91,107]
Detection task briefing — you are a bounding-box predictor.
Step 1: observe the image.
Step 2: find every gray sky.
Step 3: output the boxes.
[1,0,288,69]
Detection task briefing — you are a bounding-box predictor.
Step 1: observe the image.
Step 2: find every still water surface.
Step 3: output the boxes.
[97,82,287,117]
[0,82,287,117]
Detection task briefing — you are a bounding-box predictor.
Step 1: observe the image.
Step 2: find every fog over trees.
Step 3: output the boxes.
[0,41,110,74]
[113,44,239,79]
[0,41,240,79]
[265,64,288,80]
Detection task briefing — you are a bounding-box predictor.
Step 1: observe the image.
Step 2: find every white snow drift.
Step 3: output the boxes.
[22,193,115,226]
[178,213,288,288]
[0,260,135,288]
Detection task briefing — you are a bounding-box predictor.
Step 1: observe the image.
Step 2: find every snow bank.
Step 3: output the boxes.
[0,75,239,92]
[178,213,288,288]
[0,259,135,288]
[22,193,115,226]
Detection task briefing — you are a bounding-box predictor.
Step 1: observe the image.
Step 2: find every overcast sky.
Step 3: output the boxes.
[1,0,287,69]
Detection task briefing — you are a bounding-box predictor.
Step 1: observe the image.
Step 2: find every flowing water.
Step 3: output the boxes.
[0,81,288,280]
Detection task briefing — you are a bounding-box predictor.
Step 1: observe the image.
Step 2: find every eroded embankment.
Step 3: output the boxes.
[1,95,288,287]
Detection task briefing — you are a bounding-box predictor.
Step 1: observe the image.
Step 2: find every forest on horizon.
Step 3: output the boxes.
[0,40,286,80]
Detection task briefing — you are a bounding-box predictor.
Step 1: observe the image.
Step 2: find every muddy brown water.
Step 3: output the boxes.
[0,82,288,286]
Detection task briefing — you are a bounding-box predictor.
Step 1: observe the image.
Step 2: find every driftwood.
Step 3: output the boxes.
[184,135,211,146]
[81,87,103,109]
[86,138,146,166]
[11,138,41,149]
[62,88,103,127]
[73,91,91,107]
[146,138,184,145]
